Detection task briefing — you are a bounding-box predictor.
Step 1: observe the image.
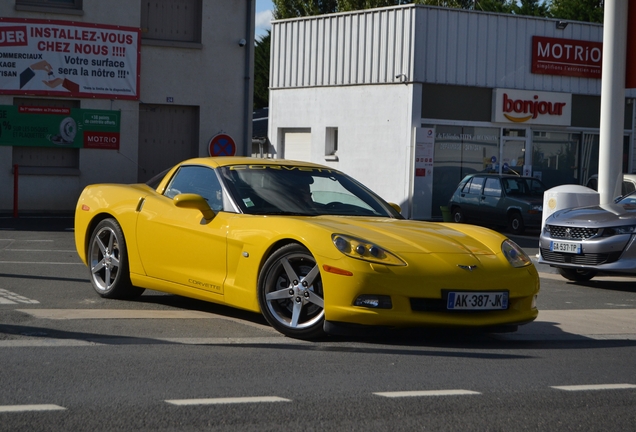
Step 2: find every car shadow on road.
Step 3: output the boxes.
[561,278,636,293]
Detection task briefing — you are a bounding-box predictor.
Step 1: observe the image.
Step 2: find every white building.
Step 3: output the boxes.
[1,0,254,213]
[268,4,635,220]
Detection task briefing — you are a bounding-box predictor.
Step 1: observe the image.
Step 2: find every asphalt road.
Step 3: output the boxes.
[1,216,635,431]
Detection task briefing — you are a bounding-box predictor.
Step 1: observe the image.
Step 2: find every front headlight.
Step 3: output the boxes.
[332,234,406,266]
[603,225,636,236]
[502,239,532,268]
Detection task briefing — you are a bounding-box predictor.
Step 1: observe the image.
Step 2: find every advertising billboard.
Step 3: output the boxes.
[0,18,140,100]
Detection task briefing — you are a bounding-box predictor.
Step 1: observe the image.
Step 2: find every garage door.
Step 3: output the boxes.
[283,129,311,162]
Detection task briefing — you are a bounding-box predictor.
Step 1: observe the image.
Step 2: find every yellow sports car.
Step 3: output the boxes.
[75,157,539,339]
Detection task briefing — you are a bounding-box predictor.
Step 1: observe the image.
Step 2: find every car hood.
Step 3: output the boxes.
[308,216,502,255]
[548,203,636,227]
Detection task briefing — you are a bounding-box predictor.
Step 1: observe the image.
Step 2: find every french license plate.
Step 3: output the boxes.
[550,241,581,254]
[446,291,508,310]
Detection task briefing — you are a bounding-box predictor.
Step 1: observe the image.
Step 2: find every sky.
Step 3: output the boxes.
[255,0,274,40]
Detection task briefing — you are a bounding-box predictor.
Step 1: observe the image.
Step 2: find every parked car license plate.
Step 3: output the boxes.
[446,291,509,310]
[550,241,581,254]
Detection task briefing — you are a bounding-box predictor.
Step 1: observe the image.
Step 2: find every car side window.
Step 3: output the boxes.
[164,166,224,211]
[622,181,636,196]
[468,176,485,194]
[483,178,501,197]
[461,179,472,193]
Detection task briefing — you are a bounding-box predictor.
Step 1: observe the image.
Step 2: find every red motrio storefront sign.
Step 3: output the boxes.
[84,131,120,149]
[531,36,602,79]
[493,88,571,126]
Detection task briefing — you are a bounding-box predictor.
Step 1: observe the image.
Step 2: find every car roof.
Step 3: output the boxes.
[465,173,538,180]
[179,156,331,170]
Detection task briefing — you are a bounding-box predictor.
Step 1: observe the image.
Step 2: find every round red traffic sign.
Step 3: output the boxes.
[208,133,236,156]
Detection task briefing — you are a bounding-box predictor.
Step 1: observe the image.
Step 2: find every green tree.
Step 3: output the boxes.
[254,31,270,110]
[272,0,338,19]
[474,0,514,13]
[511,0,550,17]
[549,0,603,24]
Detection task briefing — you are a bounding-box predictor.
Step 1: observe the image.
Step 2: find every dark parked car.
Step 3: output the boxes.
[449,174,546,234]
[539,192,636,282]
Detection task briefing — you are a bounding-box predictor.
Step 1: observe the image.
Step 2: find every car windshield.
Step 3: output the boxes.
[219,164,400,217]
[502,177,545,197]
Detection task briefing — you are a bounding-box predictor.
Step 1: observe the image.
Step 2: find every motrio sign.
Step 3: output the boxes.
[531,36,602,79]
[492,89,572,126]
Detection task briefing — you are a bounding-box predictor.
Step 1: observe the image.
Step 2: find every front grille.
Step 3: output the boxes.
[546,225,599,240]
[540,248,621,265]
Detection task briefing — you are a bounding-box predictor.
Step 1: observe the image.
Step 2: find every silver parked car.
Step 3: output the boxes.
[538,192,636,281]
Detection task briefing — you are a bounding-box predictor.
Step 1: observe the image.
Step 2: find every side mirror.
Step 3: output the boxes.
[388,202,401,214]
[173,193,215,221]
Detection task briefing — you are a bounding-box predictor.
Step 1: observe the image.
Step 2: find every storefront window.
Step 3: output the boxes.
[431,125,499,218]
[532,131,580,189]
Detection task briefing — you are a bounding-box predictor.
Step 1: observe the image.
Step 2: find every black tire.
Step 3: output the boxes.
[87,218,145,299]
[452,207,464,223]
[258,243,325,339]
[508,212,525,235]
[557,267,597,282]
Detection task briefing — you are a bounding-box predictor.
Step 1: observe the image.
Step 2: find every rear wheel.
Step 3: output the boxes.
[258,243,325,339]
[88,218,144,299]
[508,212,525,235]
[557,268,597,282]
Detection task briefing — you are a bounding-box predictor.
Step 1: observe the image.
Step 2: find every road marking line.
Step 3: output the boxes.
[373,390,481,398]
[165,396,291,405]
[552,384,636,392]
[18,309,235,319]
[4,249,76,252]
[0,289,39,304]
[0,404,66,413]
[0,261,83,265]
[16,309,280,333]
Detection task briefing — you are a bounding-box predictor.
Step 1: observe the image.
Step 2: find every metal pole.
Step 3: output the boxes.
[13,164,18,218]
[598,0,628,204]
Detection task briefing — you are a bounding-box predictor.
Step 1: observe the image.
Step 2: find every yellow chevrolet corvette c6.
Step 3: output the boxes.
[74,157,539,339]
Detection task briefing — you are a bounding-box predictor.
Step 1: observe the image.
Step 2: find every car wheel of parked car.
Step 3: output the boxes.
[508,212,525,235]
[557,268,597,282]
[258,243,326,339]
[452,207,464,223]
[88,218,145,299]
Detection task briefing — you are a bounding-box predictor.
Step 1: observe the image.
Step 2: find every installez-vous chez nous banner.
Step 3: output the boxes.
[0,18,140,100]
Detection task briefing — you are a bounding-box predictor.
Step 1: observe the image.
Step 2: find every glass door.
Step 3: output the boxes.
[501,139,526,176]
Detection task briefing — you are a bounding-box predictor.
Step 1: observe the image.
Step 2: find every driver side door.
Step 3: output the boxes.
[136,165,229,296]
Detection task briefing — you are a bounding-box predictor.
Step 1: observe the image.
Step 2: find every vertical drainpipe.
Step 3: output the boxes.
[242,0,254,156]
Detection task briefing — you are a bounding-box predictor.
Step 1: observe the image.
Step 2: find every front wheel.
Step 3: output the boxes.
[88,218,144,299]
[258,243,325,339]
[557,267,597,282]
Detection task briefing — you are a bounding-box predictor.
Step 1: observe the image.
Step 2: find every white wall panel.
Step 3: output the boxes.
[271,6,415,89]
[272,5,604,95]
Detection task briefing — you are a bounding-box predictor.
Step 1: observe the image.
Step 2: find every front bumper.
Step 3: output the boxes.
[538,232,636,274]
[320,252,540,329]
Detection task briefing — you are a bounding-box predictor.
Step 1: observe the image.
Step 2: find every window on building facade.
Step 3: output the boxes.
[325,127,338,161]
[16,0,83,12]
[11,98,80,175]
[141,0,202,44]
